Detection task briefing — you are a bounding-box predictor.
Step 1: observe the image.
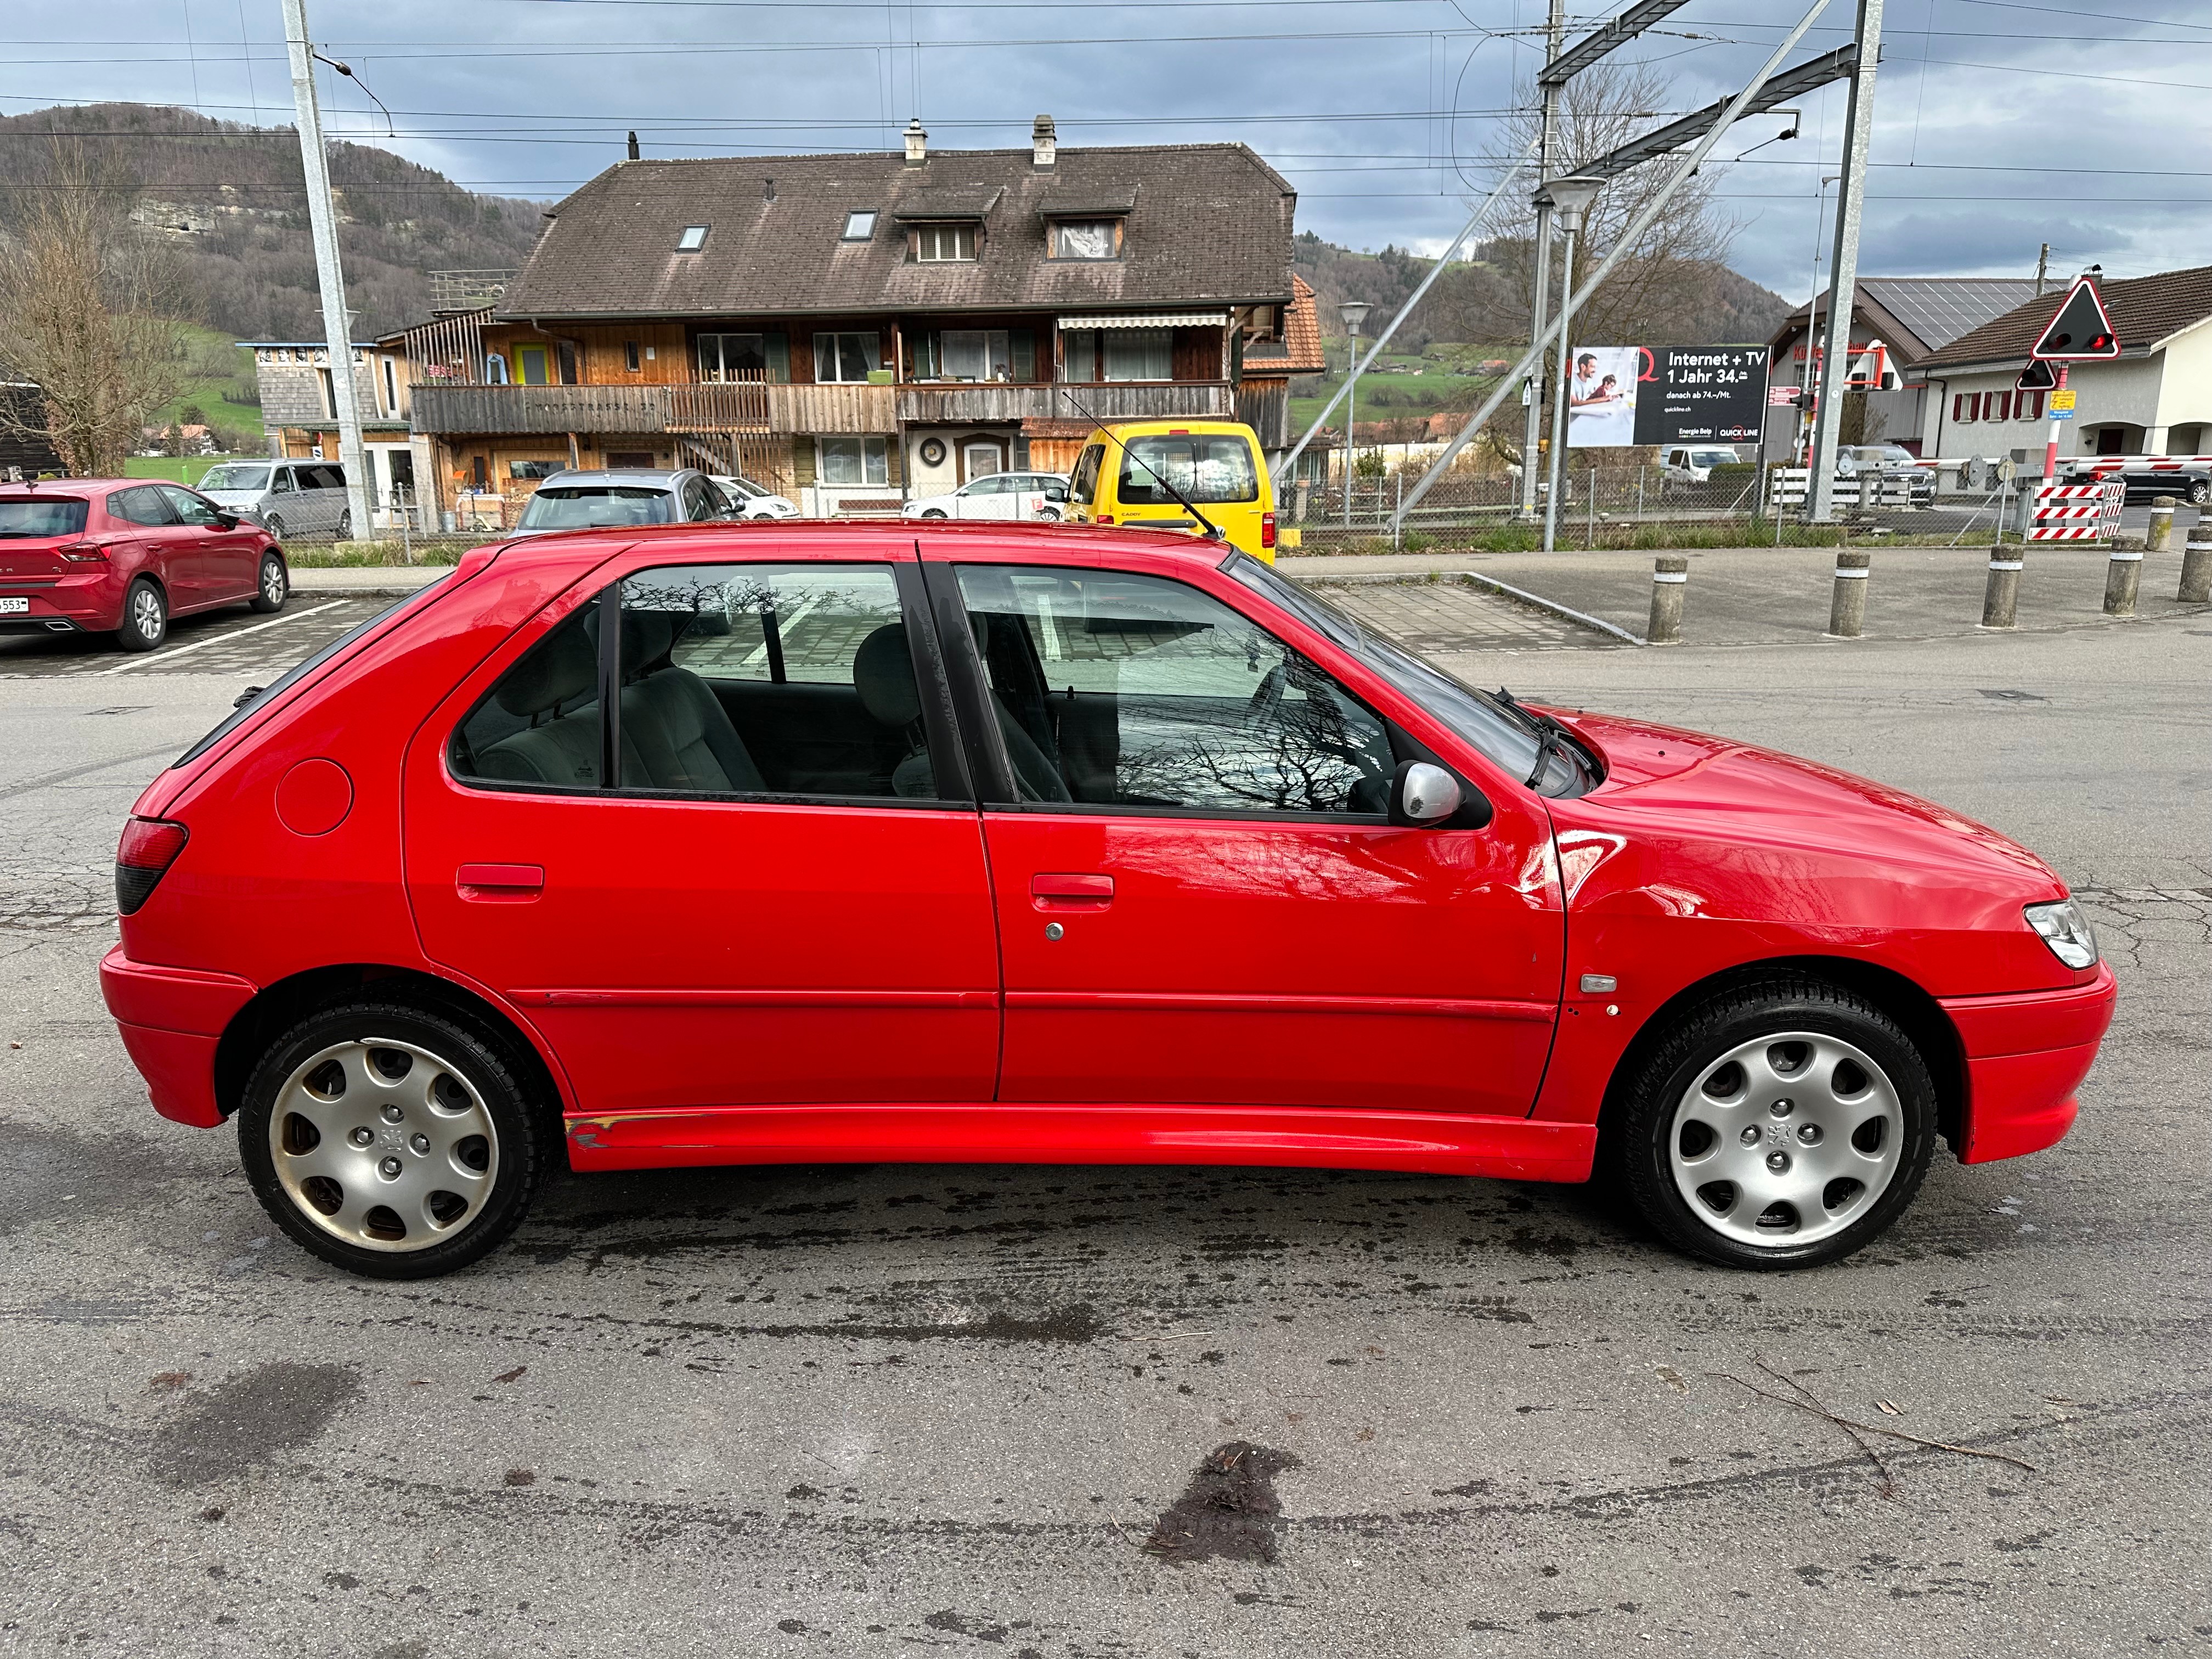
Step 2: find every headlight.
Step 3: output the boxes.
[2024,899,2099,969]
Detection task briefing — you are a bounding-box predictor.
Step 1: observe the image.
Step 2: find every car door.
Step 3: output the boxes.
[948,476,998,521]
[938,555,1564,1119]
[306,464,348,533]
[404,545,1000,1122]
[156,483,258,602]
[101,485,190,600]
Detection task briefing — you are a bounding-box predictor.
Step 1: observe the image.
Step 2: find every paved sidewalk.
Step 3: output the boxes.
[289,562,451,596]
[1282,541,2212,646]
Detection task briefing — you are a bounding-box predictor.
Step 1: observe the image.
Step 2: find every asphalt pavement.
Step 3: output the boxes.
[1,586,2207,1656]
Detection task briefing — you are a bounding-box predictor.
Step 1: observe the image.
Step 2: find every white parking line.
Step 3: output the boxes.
[93,601,347,676]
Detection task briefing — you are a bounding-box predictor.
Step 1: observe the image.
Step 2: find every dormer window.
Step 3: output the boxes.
[842,210,878,241]
[1052,219,1119,261]
[675,224,709,252]
[915,223,976,263]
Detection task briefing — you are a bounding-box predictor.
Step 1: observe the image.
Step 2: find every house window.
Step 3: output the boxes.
[1988,390,2011,422]
[843,210,877,241]
[2019,390,2044,421]
[556,341,580,385]
[915,223,977,263]
[676,224,709,252]
[940,329,1010,382]
[817,436,889,485]
[812,331,881,384]
[484,353,509,385]
[382,354,399,412]
[1052,219,1118,260]
[1061,328,1098,384]
[698,334,767,381]
[624,341,640,373]
[317,367,336,419]
[1104,327,1172,382]
[1953,392,1977,424]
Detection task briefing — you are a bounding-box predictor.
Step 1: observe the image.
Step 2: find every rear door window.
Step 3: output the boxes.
[107,486,178,527]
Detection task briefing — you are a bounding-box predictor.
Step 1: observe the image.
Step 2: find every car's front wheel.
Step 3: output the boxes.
[2189,480,2210,506]
[1607,976,1936,1268]
[263,513,286,540]
[239,1003,548,1278]
[921,509,949,519]
[249,550,288,613]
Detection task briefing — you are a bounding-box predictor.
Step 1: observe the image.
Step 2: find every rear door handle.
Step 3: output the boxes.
[1031,872,1114,910]
[457,862,544,901]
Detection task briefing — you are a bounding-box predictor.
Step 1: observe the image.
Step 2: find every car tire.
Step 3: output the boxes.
[2190,481,2210,506]
[1037,506,1062,522]
[922,509,948,519]
[337,509,352,539]
[1605,975,1937,1269]
[238,1002,550,1279]
[115,577,167,652]
[263,514,286,541]
[249,550,289,614]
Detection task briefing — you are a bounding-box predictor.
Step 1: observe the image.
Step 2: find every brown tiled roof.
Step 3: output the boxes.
[1239,276,1325,378]
[500,144,1297,321]
[1918,264,2212,370]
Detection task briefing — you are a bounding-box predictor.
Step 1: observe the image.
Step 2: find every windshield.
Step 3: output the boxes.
[199,464,272,492]
[0,496,89,538]
[517,486,677,531]
[1119,435,1257,505]
[720,476,767,499]
[1223,551,1598,797]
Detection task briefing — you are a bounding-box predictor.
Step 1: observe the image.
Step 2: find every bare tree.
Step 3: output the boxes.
[0,144,187,476]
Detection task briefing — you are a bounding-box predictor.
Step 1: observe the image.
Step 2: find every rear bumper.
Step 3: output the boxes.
[1940,963,2117,1163]
[0,573,125,631]
[98,947,257,1128]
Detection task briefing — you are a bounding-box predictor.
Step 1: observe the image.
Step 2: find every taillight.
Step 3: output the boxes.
[1097,514,1115,524]
[1260,511,1277,550]
[59,542,110,563]
[116,817,189,915]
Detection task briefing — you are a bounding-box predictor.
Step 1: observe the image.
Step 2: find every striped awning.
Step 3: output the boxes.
[1058,312,1228,330]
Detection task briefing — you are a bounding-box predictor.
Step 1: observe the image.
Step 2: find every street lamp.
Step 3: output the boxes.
[1537,176,1603,555]
[1339,298,1371,528]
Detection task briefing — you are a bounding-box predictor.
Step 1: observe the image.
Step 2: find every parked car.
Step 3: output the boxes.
[199,459,355,541]
[710,474,802,521]
[902,471,1069,522]
[0,478,287,651]
[507,468,736,538]
[2061,464,2212,505]
[1840,444,1937,505]
[1657,445,1741,484]
[100,522,2112,1278]
[1068,420,1283,559]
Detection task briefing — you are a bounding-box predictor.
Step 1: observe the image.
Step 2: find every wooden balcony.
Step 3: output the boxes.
[411,381,769,436]
[896,381,1233,426]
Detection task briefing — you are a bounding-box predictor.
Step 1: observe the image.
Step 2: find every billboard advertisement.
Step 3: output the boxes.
[1563,345,1769,448]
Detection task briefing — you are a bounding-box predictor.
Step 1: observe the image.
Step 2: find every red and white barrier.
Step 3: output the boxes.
[2025,481,2124,543]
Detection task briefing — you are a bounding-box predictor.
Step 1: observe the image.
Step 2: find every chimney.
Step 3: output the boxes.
[1031,114,1057,169]
[763,176,776,203]
[626,131,640,161]
[904,119,927,168]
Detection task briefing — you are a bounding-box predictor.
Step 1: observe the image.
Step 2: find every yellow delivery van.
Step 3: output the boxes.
[1065,420,1291,561]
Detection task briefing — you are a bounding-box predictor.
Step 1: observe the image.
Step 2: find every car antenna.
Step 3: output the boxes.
[1057,387,1223,542]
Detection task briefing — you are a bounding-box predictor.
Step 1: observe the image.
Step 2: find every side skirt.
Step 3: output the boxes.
[565,1103,1596,1183]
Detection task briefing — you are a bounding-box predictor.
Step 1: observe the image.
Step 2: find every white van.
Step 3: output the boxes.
[1657,446,1742,484]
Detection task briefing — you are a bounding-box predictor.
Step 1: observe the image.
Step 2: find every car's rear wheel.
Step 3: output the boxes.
[1037,506,1062,522]
[2189,480,2210,506]
[238,1003,547,1278]
[336,509,353,539]
[249,551,288,613]
[1607,976,1936,1268]
[116,578,166,652]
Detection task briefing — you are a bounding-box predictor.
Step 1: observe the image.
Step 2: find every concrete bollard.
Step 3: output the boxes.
[1980,544,2023,629]
[1647,555,1688,644]
[2146,495,2176,554]
[2103,544,2143,617]
[1826,549,1871,639]
[2182,530,2212,603]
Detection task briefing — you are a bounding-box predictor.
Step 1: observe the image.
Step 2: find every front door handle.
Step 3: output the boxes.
[458,862,544,902]
[1032,872,1113,910]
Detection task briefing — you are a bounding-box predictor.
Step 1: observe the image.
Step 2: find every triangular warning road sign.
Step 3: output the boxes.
[2030,279,2119,360]
[2015,359,2057,391]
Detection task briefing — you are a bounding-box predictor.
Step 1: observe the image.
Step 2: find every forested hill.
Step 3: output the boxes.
[0,103,547,341]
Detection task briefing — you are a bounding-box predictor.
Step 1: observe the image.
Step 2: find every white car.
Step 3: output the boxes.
[710,475,802,520]
[902,471,1070,522]
[1657,445,1742,484]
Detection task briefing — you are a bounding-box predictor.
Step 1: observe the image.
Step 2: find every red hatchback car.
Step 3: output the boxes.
[98,524,2114,1276]
[0,478,289,650]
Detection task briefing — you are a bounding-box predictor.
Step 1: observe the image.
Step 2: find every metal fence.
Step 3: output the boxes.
[1281,465,2060,551]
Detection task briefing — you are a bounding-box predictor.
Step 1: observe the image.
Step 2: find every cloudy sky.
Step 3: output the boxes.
[5,0,2207,299]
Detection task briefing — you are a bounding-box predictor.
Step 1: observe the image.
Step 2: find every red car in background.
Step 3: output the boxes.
[0,478,289,651]
[97,523,2113,1277]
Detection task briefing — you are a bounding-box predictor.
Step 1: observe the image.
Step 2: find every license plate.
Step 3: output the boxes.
[0,597,28,614]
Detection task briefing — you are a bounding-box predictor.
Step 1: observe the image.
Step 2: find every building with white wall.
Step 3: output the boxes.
[1915,264,2212,465]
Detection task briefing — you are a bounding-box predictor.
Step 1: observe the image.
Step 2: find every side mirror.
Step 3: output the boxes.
[213,511,239,530]
[1389,759,1462,827]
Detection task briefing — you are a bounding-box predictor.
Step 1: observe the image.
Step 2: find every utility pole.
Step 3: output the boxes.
[1517,0,1566,521]
[1805,0,1884,524]
[282,0,375,543]
[2034,241,2049,296]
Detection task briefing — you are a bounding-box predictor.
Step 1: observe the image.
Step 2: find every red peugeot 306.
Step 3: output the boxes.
[0,478,290,650]
[98,524,2114,1277]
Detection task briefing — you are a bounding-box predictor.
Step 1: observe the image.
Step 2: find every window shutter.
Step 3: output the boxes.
[764,332,790,384]
[1011,329,1035,382]
[792,436,816,485]
[1952,393,1965,422]
[2022,390,2043,420]
[1990,390,2011,421]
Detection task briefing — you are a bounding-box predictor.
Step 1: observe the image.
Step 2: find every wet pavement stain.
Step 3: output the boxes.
[1143,1442,1302,1567]
[149,1361,364,1487]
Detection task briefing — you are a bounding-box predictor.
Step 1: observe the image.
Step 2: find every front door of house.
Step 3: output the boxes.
[962,441,1005,485]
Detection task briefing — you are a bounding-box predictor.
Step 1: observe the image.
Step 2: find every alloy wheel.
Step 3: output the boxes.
[267,1037,500,1252]
[1666,1030,1904,1249]
[131,584,166,644]
[262,557,286,605]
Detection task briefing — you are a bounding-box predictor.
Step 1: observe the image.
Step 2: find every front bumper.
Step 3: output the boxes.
[1939,961,2117,1163]
[98,947,258,1128]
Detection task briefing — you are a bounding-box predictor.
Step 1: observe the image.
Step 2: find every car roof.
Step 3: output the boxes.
[0,479,136,496]
[537,467,696,488]
[486,517,1228,568]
